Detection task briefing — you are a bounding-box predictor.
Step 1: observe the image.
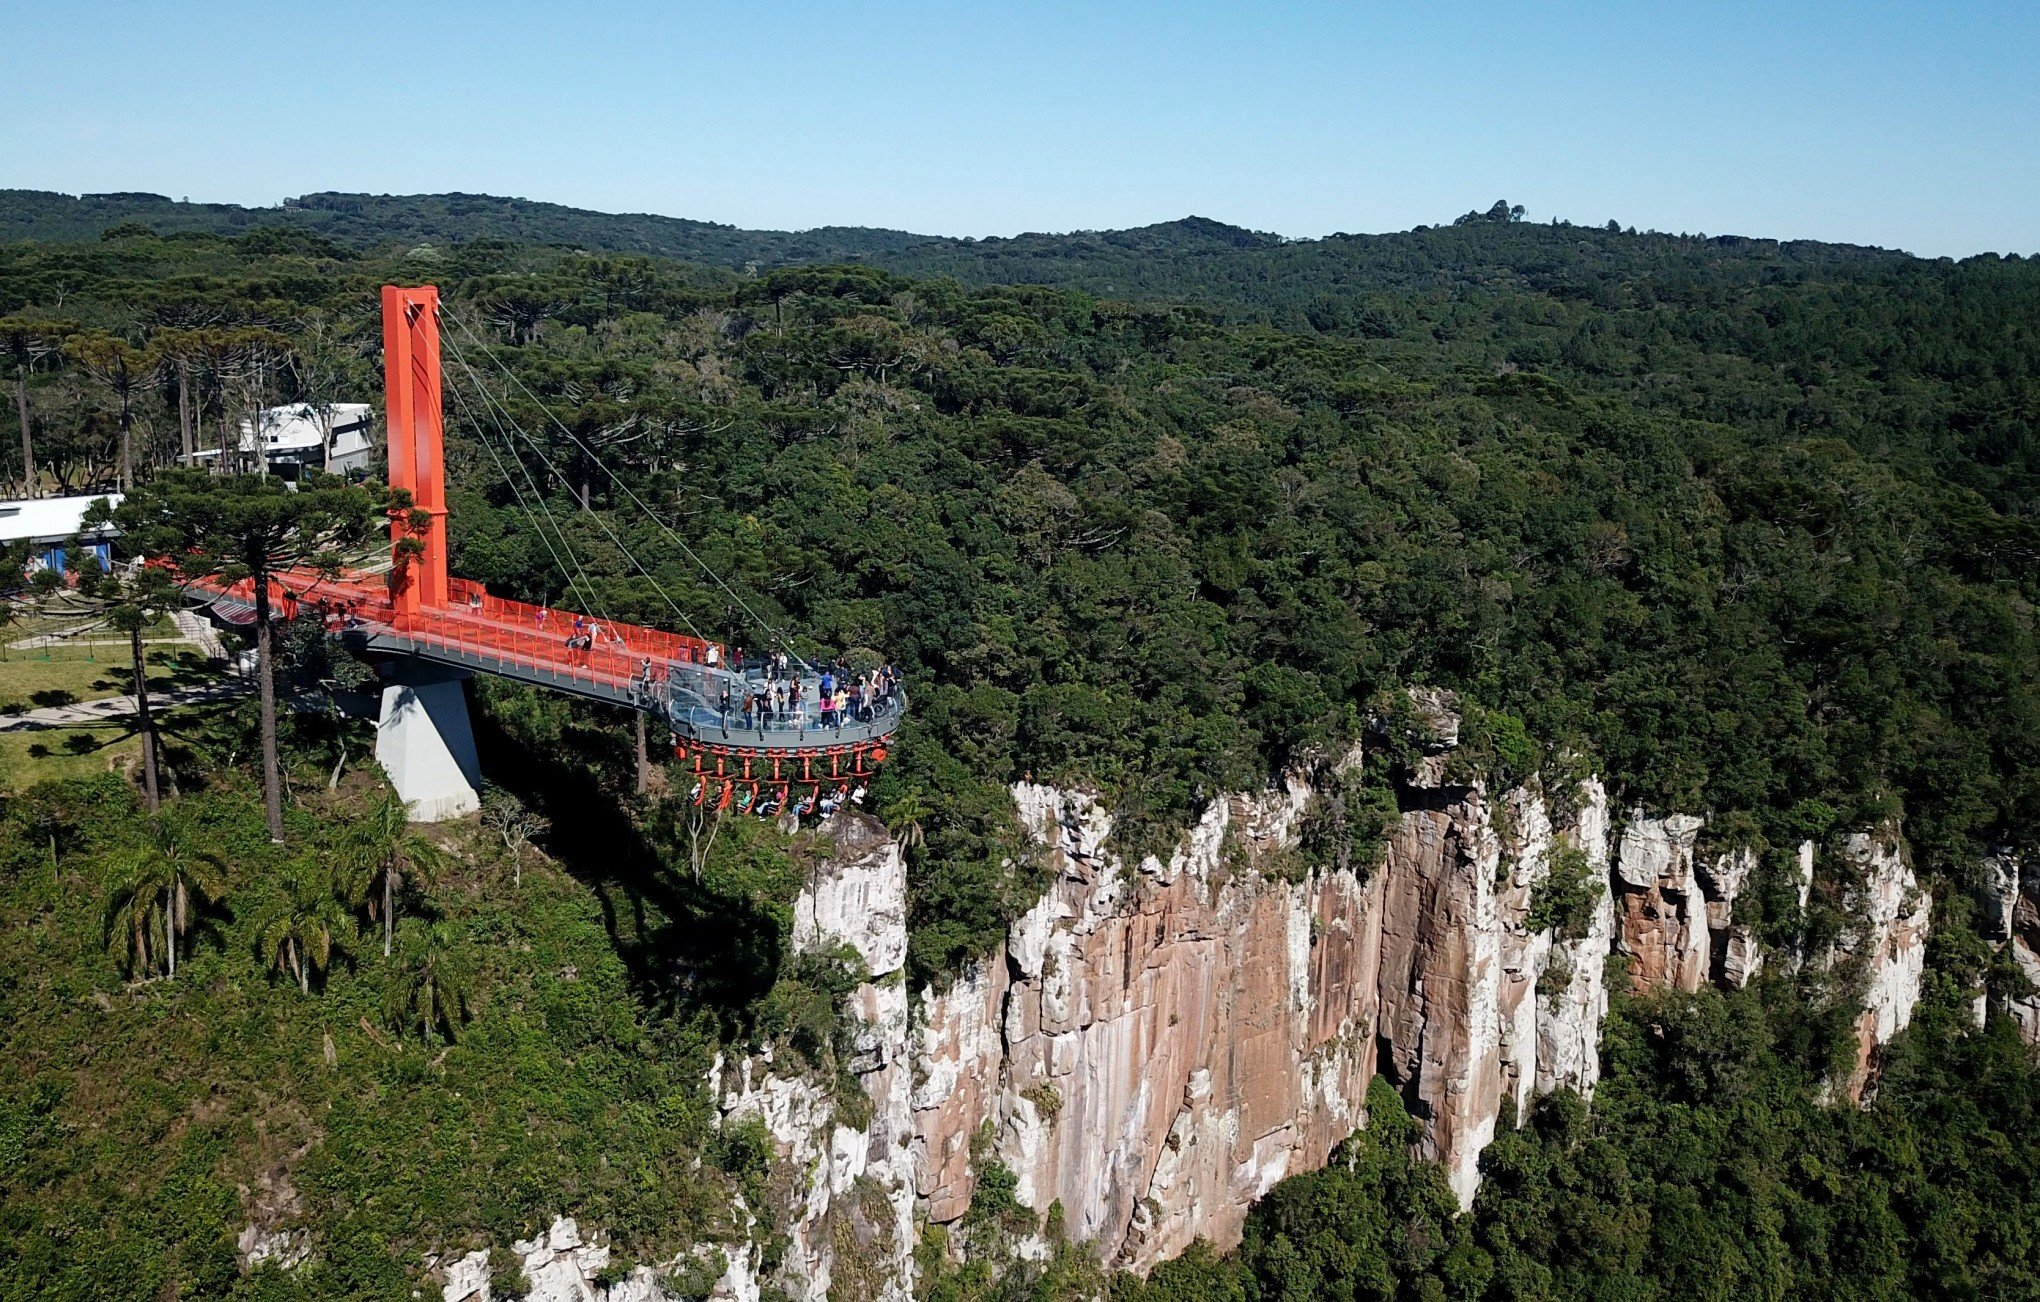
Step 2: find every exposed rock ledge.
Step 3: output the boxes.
[440,1216,686,1302]
[433,721,1945,1297]
[1982,851,2040,1046]
[916,763,1621,1262]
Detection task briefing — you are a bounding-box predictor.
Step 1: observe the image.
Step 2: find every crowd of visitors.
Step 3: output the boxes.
[711,649,901,734]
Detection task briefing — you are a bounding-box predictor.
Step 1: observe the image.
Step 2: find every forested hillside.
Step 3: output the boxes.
[885,213,2040,514]
[19,186,2033,514]
[0,189,931,268]
[1,216,2037,1297]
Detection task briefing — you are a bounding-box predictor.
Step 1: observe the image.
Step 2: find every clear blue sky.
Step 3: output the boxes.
[4,1,2036,257]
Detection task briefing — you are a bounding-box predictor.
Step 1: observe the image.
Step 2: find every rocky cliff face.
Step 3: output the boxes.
[911,744,1624,1268]
[430,719,1947,1299]
[1610,815,1769,993]
[431,816,921,1302]
[1832,833,1933,1100]
[916,777,1380,1266]
[1981,851,2040,1046]
[901,744,1936,1273]
[441,1218,679,1302]
[712,814,918,1302]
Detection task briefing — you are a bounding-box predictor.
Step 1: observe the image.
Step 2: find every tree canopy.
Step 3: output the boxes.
[0,208,2036,1298]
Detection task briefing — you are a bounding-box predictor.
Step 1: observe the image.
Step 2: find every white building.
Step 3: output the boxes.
[0,493,123,576]
[193,402,377,479]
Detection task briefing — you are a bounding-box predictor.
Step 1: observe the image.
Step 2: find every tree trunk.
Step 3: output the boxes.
[635,711,650,795]
[382,867,394,958]
[296,941,308,994]
[15,364,33,498]
[254,573,285,841]
[176,363,193,464]
[133,621,159,811]
[249,368,267,478]
[164,885,176,979]
[118,390,133,490]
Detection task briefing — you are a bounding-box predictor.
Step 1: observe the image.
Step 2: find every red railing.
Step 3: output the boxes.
[442,579,716,668]
[190,568,723,697]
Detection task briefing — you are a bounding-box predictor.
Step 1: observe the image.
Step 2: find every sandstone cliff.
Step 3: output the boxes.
[902,755,1935,1273]
[916,778,1381,1264]
[912,747,1623,1268]
[1832,833,1933,1100]
[1982,851,2040,1046]
[1610,815,1770,993]
[712,814,918,1301]
[431,724,1946,1299]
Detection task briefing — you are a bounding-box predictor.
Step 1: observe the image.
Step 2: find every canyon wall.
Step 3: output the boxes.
[903,724,1936,1275]
[1983,851,2040,1045]
[913,748,1623,1267]
[433,707,1949,1300]
[915,777,1383,1263]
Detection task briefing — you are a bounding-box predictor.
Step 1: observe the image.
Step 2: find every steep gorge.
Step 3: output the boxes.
[439,701,1971,1301]
[682,703,1948,1298]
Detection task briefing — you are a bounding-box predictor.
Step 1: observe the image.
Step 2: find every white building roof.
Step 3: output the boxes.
[237,402,374,455]
[0,494,124,544]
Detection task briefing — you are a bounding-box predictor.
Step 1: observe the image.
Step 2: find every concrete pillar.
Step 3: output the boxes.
[374,660,481,822]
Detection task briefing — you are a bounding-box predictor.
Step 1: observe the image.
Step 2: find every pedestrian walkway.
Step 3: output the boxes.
[0,678,251,732]
[5,608,226,658]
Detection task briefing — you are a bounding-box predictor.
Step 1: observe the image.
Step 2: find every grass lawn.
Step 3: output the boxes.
[0,697,246,792]
[0,645,216,713]
[0,723,146,790]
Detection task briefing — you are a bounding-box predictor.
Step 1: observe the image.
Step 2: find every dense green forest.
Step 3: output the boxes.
[1,210,2037,1297]
[0,189,932,268]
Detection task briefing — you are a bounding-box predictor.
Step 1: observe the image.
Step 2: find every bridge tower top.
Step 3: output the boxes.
[381,285,448,617]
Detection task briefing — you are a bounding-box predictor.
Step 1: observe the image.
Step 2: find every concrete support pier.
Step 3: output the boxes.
[374,660,482,821]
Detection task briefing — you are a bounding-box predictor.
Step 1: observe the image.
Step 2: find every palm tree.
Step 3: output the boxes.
[886,787,929,855]
[386,920,471,1043]
[102,818,226,980]
[257,865,346,994]
[103,857,166,979]
[334,793,449,958]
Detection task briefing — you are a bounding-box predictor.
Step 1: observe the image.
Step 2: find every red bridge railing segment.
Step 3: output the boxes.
[196,569,716,698]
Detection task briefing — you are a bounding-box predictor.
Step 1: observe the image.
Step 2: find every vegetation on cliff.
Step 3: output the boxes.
[0,206,2036,1294]
[1105,968,2040,1301]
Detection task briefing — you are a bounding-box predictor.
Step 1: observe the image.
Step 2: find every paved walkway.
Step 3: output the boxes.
[0,678,252,731]
[7,608,227,658]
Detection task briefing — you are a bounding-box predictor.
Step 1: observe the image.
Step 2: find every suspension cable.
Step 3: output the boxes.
[443,344,610,622]
[441,321,709,644]
[441,354,612,623]
[442,306,798,666]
